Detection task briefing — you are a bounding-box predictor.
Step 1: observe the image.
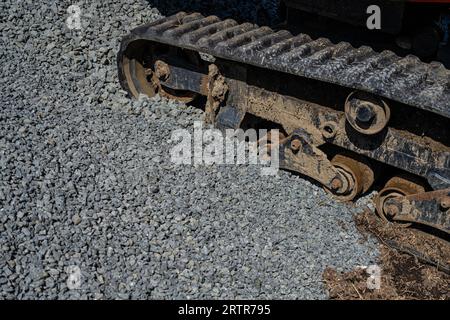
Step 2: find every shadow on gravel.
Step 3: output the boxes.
[146,0,281,26]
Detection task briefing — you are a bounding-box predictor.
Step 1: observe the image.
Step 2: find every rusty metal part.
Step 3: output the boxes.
[290,138,301,152]
[258,131,287,161]
[118,15,450,190]
[158,62,209,96]
[384,203,400,217]
[119,38,449,196]
[382,189,450,234]
[375,176,427,227]
[441,196,450,210]
[278,130,357,198]
[153,77,198,103]
[325,153,375,201]
[205,64,228,124]
[384,175,426,194]
[151,50,201,103]
[264,131,287,143]
[242,84,449,189]
[122,51,157,99]
[330,177,343,191]
[331,168,355,200]
[123,44,202,103]
[345,91,391,135]
[338,154,375,195]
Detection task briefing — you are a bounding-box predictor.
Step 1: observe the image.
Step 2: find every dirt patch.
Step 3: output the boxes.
[355,209,450,271]
[323,210,450,300]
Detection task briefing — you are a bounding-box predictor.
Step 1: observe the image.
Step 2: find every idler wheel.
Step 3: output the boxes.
[345,91,390,135]
[122,43,198,103]
[375,175,426,227]
[326,154,375,202]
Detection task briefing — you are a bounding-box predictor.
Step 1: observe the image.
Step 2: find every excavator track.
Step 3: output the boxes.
[117,12,450,238]
[118,12,450,117]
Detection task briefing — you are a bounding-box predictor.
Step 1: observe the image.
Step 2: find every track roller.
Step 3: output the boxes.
[325,153,375,202]
[375,175,426,227]
[345,91,390,135]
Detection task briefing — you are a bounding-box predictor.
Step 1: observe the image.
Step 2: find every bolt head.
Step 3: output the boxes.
[321,122,337,139]
[385,204,400,217]
[441,196,450,210]
[290,139,301,152]
[356,104,375,123]
[330,178,343,191]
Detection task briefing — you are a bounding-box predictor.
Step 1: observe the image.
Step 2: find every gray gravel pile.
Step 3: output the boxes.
[0,0,378,299]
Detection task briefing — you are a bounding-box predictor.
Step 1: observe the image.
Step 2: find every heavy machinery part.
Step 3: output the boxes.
[118,14,450,184]
[205,64,229,124]
[344,91,390,135]
[327,154,375,201]
[254,130,363,201]
[381,188,450,234]
[123,42,204,103]
[235,83,447,190]
[278,130,358,199]
[118,13,450,238]
[375,176,427,227]
[152,58,199,103]
[119,14,450,182]
[118,12,450,119]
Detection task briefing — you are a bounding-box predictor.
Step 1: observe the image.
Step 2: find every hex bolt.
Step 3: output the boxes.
[385,204,400,218]
[441,196,450,210]
[290,139,301,152]
[355,104,376,123]
[330,177,343,191]
[321,122,337,139]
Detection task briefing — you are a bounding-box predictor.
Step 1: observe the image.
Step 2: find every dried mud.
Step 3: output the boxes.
[323,210,450,300]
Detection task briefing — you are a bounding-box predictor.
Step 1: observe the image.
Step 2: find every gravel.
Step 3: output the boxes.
[0,0,379,299]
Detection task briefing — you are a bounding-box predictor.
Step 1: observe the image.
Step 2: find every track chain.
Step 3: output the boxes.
[119,12,450,118]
